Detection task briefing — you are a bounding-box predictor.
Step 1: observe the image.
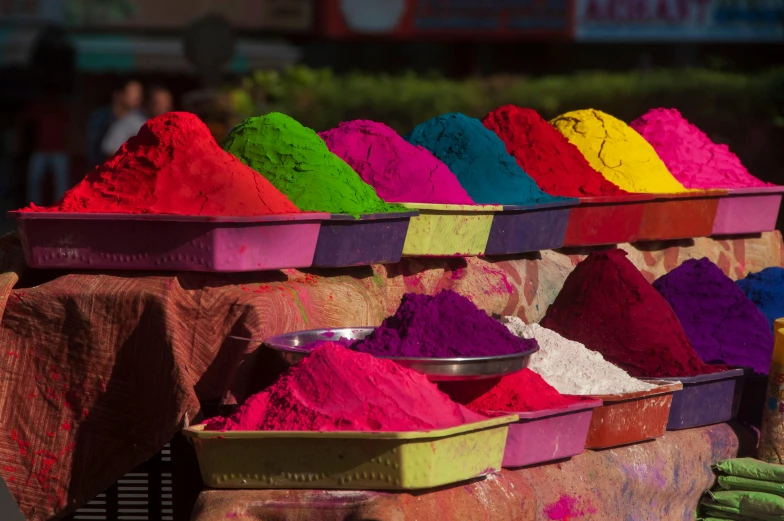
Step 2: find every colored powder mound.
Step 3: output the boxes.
[654,258,773,374]
[738,267,784,331]
[404,112,574,205]
[630,108,771,189]
[28,112,299,215]
[204,343,485,431]
[353,289,538,358]
[501,318,653,395]
[223,113,403,217]
[482,106,628,198]
[550,109,687,194]
[540,249,726,377]
[440,369,590,413]
[319,120,474,205]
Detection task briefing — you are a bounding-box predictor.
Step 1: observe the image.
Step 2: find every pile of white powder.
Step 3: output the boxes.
[501,316,654,395]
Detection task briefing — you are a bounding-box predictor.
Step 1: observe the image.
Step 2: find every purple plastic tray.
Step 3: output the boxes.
[653,368,745,430]
[488,399,601,468]
[484,200,577,255]
[737,367,765,427]
[312,212,417,268]
[11,211,328,272]
[712,186,784,236]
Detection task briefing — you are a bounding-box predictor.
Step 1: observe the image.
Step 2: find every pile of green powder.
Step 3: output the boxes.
[223,113,403,217]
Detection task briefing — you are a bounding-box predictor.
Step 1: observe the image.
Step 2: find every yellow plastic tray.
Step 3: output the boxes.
[400,203,502,257]
[183,415,517,490]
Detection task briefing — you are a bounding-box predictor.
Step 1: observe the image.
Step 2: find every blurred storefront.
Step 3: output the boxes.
[320,0,572,39]
[574,0,784,41]
[0,0,313,216]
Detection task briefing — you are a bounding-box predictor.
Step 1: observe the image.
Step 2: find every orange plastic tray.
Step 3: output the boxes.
[584,381,682,449]
[636,191,726,241]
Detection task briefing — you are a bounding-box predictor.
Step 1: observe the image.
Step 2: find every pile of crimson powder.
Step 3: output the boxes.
[654,258,773,375]
[541,249,727,378]
[204,342,485,432]
[352,290,538,358]
[482,105,628,198]
[439,369,593,413]
[27,112,300,216]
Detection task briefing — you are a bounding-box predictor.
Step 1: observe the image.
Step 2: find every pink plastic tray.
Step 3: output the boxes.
[10,211,329,272]
[487,399,602,468]
[712,186,784,236]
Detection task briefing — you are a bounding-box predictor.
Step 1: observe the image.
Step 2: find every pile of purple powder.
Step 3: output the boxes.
[352,290,538,358]
[653,258,773,375]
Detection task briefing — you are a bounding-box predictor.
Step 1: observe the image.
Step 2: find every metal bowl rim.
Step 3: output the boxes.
[235,326,539,363]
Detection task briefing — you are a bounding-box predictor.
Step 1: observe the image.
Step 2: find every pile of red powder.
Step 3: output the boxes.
[482,105,628,197]
[541,249,726,377]
[440,369,590,413]
[204,343,485,432]
[27,112,299,216]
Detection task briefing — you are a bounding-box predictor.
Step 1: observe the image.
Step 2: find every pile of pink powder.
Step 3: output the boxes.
[319,120,474,204]
[630,108,771,189]
[204,343,485,432]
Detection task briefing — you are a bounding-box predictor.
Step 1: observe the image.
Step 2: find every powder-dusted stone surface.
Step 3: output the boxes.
[738,267,784,331]
[551,109,687,194]
[0,229,776,519]
[483,105,627,197]
[191,424,751,521]
[631,108,771,189]
[353,289,538,358]
[405,112,574,206]
[541,249,725,377]
[223,113,403,217]
[654,258,773,374]
[319,120,474,204]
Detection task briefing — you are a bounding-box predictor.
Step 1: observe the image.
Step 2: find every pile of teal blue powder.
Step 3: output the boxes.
[404,112,574,206]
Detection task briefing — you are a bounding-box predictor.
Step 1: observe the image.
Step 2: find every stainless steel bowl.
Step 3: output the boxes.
[231,327,538,381]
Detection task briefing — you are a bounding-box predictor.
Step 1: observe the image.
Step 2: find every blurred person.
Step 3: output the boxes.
[100,80,146,158]
[147,85,173,118]
[16,83,71,205]
[86,79,142,167]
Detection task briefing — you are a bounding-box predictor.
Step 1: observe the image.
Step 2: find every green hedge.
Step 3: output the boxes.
[231,67,784,184]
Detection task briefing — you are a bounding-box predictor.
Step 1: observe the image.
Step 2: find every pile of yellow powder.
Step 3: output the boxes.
[550,109,687,194]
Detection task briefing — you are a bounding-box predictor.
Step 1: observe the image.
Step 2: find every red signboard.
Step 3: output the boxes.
[321,0,573,39]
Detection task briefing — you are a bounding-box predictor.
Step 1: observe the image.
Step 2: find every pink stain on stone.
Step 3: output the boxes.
[544,495,594,520]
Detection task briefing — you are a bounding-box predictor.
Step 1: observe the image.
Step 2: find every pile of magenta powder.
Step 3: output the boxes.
[352,289,537,358]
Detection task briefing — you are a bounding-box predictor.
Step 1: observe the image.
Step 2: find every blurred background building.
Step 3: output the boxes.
[0,0,782,231]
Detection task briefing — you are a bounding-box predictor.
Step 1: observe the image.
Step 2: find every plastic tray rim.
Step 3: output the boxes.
[183,414,518,440]
[326,211,419,221]
[399,203,503,212]
[483,398,603,420]
[650,368,745,384]
[586,381,682,402]
[9,210,330,223]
